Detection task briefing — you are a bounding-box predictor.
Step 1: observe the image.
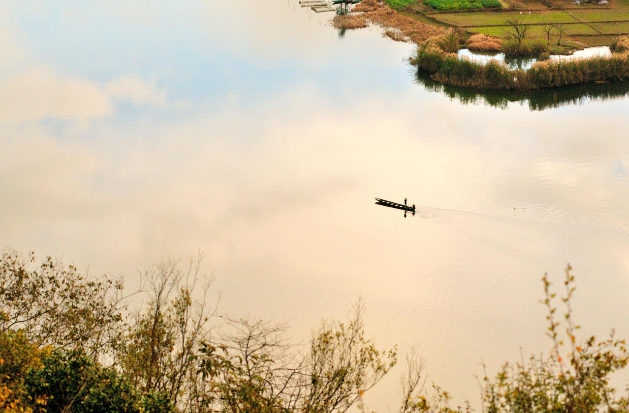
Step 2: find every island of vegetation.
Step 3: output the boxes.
[334,0,629,90]
[2,249,629,413]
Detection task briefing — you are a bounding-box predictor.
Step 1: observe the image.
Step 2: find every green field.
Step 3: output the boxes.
[590,21,629,34]
[567,10,629,21]
[423,0,501,11]
[470,23,600,38]
[433,11,578,26]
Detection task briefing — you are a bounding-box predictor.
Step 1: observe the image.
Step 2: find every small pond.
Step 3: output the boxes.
[458,46,612,71]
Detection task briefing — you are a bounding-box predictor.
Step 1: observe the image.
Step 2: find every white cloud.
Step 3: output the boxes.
[0,70,169,124]
[0,69,113,123]
[104,75,168,108]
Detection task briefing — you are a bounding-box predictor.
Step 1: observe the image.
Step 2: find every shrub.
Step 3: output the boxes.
[0,250,125,357]
[482,266,629,412]
[503,40,548,58]
[503,40,529,58]
[530,40,549,57]
[610,35,629,54]
[438,29,461,53]
[0,331,46,413]
[25,349,175,413]
[413,46,448,74]
[467,34,502,52]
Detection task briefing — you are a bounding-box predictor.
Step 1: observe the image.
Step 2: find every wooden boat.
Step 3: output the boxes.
[375,198,415,212]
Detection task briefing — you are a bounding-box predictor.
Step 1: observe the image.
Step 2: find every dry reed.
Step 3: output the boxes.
[333,14,368,29]
[384,29,406,42]
[334,2,443,44]
[466,34,502,52]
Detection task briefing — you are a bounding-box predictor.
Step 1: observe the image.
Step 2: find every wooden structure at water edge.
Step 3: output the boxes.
[299,0,335,12]
[375,198,416,217]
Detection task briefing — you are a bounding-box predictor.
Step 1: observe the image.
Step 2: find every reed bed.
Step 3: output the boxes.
[466,33,502,52]
[611,35,629,53]
[333,2,443,44]
[502,40,548,58]
[333,14,368,29]
[384,29,407,42]
[413,44,629,90]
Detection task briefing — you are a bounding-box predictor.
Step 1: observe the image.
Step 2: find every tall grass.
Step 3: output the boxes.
[438,29,461,53]
[466,34,502,52]
[503,40,549,58]
[413,43,629,90]
[347,1,444,44]
[529,54,629,88]
[610,35,629,54]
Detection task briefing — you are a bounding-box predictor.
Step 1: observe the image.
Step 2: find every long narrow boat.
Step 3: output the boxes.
[375,198,415,212]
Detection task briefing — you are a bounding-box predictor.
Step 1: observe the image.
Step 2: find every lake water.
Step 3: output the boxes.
[458,46,613,71]
[2,1,629,411]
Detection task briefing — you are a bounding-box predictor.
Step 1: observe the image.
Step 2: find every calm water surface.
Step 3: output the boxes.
[458,46,612,70]
[2,0,629,410]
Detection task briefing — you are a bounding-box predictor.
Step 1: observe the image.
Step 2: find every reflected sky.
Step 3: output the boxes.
[2,0,629,411]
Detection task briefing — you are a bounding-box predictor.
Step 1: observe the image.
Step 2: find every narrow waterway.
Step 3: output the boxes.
[2,0,629,411]
[458,45,613,70]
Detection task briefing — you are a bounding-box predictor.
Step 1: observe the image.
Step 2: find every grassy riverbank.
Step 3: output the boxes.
[402,0,629,50]
[334,0,629,51]
[333,0,629,91]
[412,33,629,90]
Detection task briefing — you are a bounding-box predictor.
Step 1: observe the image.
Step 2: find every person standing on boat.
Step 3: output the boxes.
[404,198,407,205]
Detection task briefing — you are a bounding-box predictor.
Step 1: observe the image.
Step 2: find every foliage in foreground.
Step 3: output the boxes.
[0,250,399,413]
[481,265,629,412]
[0,250,124,358]
[1,248,629,413]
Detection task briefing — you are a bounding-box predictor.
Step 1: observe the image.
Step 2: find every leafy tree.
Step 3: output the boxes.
[482,265,629,412]
[0,250,125,358]
[199,319,304,413]
[198,301,397,413]
[0,330,48,413]
[303,301,397,413]
[117,257,215,412]
[24,349,175,413]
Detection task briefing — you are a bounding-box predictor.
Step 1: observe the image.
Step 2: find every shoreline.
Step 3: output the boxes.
[333,0,629,91]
